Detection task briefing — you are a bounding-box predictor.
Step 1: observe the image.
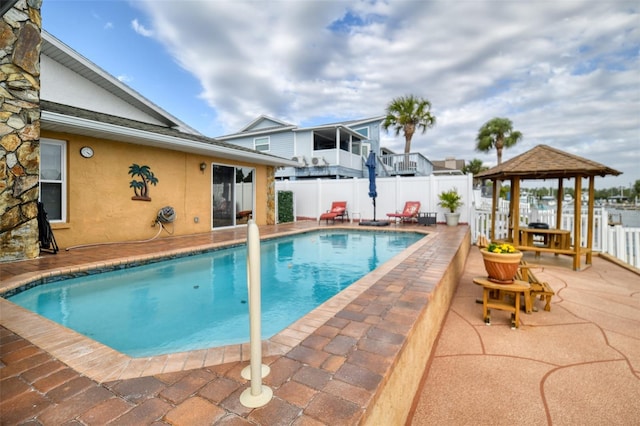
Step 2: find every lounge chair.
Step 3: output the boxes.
[319,201,349,224]
[387,201,421,223]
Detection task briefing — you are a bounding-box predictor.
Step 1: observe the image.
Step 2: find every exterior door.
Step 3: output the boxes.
[212,164,254,228]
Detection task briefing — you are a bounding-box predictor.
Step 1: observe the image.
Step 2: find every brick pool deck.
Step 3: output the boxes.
[1,221,639,425]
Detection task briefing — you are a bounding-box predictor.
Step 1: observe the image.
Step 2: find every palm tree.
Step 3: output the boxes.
[462,158,489,187]
[382,95,436,162]
[475,117,522,165]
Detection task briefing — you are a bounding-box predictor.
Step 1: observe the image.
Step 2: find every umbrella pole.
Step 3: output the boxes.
[373,198,376,221]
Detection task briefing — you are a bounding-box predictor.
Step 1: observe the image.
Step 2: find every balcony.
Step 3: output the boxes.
[380,152,433,176]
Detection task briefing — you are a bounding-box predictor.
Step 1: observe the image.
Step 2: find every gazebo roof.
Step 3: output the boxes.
[475,144,622,180]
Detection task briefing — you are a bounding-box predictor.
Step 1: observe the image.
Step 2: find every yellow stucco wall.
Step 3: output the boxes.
[43,131,270,249]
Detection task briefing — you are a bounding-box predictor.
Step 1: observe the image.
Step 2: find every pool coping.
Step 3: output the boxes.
[0,225,434,383]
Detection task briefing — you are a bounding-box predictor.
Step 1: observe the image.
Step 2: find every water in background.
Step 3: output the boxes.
[607,208,640,227]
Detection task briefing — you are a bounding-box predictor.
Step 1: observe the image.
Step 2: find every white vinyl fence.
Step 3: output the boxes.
[275,177,639,269]
[275,174,474,225]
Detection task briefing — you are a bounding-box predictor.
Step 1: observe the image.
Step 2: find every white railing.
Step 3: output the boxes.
[472,203,640,269]
[605,226,640,268]
[380,153,433,176]
[336,150,363,169]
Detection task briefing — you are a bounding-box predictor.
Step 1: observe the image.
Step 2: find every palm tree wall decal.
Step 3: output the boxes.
[129,163,158,201]
[382,95,436,165]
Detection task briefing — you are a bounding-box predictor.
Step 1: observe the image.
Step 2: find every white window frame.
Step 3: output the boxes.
[354,126,369,138]
[39,138,67,223]
[362,142,371,159]
[254,136,270,152]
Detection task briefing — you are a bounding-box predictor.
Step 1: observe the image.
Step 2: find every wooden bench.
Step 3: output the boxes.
[515,261,555,311]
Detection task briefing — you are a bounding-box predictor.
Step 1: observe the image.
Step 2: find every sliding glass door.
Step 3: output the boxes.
[212,164,254,228]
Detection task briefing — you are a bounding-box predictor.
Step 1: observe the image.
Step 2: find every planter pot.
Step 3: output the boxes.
[444,212,460,226]
[480,248,523,284]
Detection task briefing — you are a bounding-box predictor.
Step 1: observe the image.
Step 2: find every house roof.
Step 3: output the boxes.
[41,101,299,167]
[41,31,200,135]
[475,144,622,180]
[238,115,295,133]
[312,116,386,128]
[217,115,384,141]
[432,158,465,171]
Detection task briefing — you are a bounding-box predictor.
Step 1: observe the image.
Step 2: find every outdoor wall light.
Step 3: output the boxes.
[199,162,207,172]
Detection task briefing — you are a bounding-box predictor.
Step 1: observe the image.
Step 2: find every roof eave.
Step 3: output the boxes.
[216,125,298,140]
[41,112,299,167]
[476,170,622,180]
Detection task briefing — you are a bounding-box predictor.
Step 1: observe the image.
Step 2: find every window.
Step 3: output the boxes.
[40,138,66,222]
[254,137,270,152]
[352,141,361,155]
[354,127,369,138]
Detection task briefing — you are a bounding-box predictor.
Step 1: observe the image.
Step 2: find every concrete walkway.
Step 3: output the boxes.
[409,249,640,425]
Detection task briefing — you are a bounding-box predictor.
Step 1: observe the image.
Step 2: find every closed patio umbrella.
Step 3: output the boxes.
[361,152,389,226]
[367,152,378,220]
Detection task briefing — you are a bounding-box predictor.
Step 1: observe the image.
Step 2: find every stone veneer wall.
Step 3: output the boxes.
[266,165,276,225]
[0,0,42,261]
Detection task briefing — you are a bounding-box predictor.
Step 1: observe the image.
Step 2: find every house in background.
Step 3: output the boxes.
[218,116,437,179]
[217,115,389,180]
[431,157,466,175]
[1,23,297,261]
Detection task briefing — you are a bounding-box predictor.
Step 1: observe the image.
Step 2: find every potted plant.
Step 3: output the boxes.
[438,188,463,226]
[480,242,523,284]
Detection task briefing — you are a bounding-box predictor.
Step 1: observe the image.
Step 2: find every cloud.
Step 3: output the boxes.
[131,18,154,37]
[132,0,639,188]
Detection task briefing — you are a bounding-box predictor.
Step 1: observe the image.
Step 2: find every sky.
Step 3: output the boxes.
[41,0,639,190]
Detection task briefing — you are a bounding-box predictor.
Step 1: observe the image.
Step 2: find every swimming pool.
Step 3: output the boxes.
[8,230,424,357]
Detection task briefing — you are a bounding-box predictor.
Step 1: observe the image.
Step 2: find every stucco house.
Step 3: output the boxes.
[1,14,297,261]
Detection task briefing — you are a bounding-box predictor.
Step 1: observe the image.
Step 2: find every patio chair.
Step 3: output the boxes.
[387,201,421,223]
[515,261,555,312]
[319,201,349,224]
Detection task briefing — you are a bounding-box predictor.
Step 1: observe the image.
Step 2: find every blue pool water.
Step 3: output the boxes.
[9,230,424,357]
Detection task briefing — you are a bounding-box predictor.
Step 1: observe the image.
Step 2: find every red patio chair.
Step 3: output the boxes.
[387,201,421,223]
[319,201,349,224]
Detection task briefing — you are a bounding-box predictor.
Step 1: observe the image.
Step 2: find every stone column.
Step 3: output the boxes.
[266,166,275,225]
[1,0,42,261]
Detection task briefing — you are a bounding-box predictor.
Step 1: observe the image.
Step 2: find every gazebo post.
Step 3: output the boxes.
[490,179,498,241]
[573,176,583,270]
[556,179,564,227]
[586,176,595,265]
[512,178,521,245]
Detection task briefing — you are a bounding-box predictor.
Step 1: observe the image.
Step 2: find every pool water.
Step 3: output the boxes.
[9,230,424,357]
